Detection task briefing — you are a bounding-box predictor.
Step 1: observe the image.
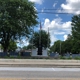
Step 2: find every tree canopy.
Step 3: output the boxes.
[8,40,17,51]
[50,14,80,55]
[71,14,80,53]
[0,0,38,52]
[71,14,80,41]
[29,30,51,49]
[50,40,62,53]
[22,44,33,50]
[50,34,80,55]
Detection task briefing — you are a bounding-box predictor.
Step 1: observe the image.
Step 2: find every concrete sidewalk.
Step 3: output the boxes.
[0,59,80,67]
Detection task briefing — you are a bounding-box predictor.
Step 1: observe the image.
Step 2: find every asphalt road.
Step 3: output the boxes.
[0,67,80,79]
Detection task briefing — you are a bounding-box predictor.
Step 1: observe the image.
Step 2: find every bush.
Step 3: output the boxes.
[74,57,80,60]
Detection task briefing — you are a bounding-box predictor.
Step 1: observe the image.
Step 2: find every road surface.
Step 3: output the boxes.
[0,67,80,80]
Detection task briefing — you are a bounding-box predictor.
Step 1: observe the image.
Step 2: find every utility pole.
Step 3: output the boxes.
[32,26,34,45]
[47,27,50,51]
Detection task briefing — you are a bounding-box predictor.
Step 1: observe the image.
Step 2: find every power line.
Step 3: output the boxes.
[38,8,80,10]
[37,8,80,14]
[38,12,73,14]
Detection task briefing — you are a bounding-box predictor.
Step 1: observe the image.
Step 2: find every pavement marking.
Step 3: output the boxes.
[52,68,55,71]
[0,67,53,71]
[0,67,80,71]
[54,68,80,71]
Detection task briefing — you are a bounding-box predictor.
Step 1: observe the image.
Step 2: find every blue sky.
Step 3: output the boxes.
[19,0,80,47]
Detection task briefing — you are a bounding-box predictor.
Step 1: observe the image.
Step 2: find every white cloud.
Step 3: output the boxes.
[29,0,44,4]
[55,14,59,17]
[61,0,80,14]
[43,18,71,31]
[43,18,71,45]
[22,39,29,46]
[53,2,57,8]
[34,7,37,11]
[41,9,44,12]
[63,35,68,41]
[17,38,29,48]
[54,32,65,35]
[50,35,57,46]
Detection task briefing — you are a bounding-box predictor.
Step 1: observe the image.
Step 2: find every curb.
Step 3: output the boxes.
[0,59,80,67]
[0,63,80,68]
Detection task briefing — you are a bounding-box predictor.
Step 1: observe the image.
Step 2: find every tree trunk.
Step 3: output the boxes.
[1,41,9,52]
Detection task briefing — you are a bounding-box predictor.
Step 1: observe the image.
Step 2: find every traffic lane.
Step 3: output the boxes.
[0,71,80,78]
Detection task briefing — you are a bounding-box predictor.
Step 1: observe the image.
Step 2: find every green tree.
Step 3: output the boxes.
[0,40,17,51]
[50,40,62,54]
[71,14,80,53]
[22,44,34,50]
[0,0,38,52]
[29,30,51,49]
[22,46,27,50]
[71,14,80,41]
[50,39,73,55]
[8,40,17,51]
[63,40,72,53]
[71,40,80,54]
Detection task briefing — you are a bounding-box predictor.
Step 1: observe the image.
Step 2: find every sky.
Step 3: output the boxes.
[19,0,80,47]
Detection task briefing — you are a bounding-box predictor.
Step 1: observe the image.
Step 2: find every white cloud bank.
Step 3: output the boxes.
[63,35,68,41]
[43,18,71,45]
[61,0,80,14]
[29,0,44,4]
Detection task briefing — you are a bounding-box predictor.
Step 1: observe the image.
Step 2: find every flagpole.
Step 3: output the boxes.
[31,26,34,54]
[38,21,42,55]
[39,21,41,45]
[47,27,49,49]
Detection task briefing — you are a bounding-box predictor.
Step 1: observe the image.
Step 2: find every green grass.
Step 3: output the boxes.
[59,56,80,60]
[74,57,80,60]
[0,55,80,60]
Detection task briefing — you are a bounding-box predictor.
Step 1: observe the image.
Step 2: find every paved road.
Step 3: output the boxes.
[0,67,80,79]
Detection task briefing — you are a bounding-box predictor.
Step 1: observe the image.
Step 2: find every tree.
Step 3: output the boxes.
[0,40,17,51]
[71,14,80,53]
[62,40,72,53]
[8,40,17,51]
[50,40,62,54]
[0,0,38,52]
[29,30,51,49]
[50,39,73,55]
[22,44,34,50]
[71,14,80,41]
[71,39,80,54]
